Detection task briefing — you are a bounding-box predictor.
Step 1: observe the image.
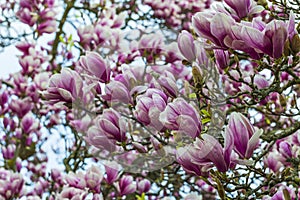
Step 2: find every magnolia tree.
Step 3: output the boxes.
[1,0,300,199]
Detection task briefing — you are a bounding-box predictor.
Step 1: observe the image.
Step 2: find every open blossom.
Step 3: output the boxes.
[240,74,270,92]
[192,8,294,59]
[57,187,88,199]
[79,51,111,83]
[84,109,126,152]
[78,25,97,50]
[51,169,63,186]
[34,72,50,90]
[233,20,288,59]
[85,126,117,152]
[0,169,25,199]
[9,98,33,118]
[227,112,262,158]
[264,152,284,173]
[190,133,233,172]
[37,20,56,35]
[177,127,234,174]
[262,186,296,200]
[134,88,168,130]
[138,33,163,58]
[43,68,84,105]
[176,147,210,176]
[84,165,103,193]
[224,0,264,20]
[157,71,178,98]
[15,41,35,55]
[19,55,42,74]
[65,171,86,189]
[192,12,235,48]
[159,98,201,138]
[70,114,92,133]
[104,161,120,185]
[103,79,131,103]
[16,7,38,26]
[17,0,57,35]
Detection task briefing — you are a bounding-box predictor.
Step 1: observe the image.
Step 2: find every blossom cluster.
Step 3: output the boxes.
[1,0,300,199]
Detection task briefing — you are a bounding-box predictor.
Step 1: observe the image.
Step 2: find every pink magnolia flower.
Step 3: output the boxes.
[15,41,35,55]
[241,74,270,92]
[192,12,235,48]
[51,169,63,185]
[21,112,39,134]
[79,51,111,83]
[0,169,25,199]
[84,165,103,193]
[2,144,16,159]
[43,68,84,105]
[70,115,92,133]
[65,171,86,189]
[278,141,293,159]
[37,20,56,35]
[138,33,163,59]
[157,71,178,98]
[78,25,97,50]
[224,0,264,19]
[264,152,284,173]
[159,98,201,138]
[95,108,127,142]
[214,49,230,70]
[85,126,117,152]
[104,161,120,185]
[177,30,196,62]
[58,186,88,199]
[134,88,168,130]
[237,20,288,59]
[176,147,210,176]
[9,98,33,118]
[0,91,8,107]
[102,75,131,104]
[105,81,131,102]
[18,48,45,74]
[16,8,38,26]
[34,72,50,90]
[266,186,296,200]
[287,11,297,38]
[227,112,262,158]
[189,133,233,172]
[137,179,151,194]
[253,74,270,89]
[132,142,147,153]
[115,175,136,196]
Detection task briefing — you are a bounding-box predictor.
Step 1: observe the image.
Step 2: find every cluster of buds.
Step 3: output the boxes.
[16,0,57,35]
[143,0,211,30]
[77,6,126,51]
[177,112,262,175]
[191,0,298,59]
